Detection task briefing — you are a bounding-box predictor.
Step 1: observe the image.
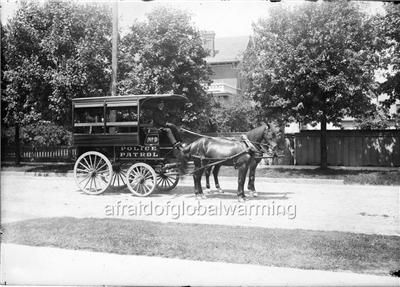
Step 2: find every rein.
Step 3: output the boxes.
[180,127,271,151]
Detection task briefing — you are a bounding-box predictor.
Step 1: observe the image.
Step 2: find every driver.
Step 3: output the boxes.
[152,101,183,150]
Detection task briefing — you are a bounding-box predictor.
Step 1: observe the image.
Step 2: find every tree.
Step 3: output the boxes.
[378,3,400,112]
[210,96,258,132]
[118,7,212,131]
[355,107,392,130]
[242,1,380,168]
[2,1,113,163]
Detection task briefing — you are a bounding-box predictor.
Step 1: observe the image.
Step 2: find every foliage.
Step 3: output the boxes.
[355,107,393,130]
[118,7,212,131]
[242,1,380,127]
[378,3,400,109]
[210,96,258,132]
[23,121,72,147]
[1,23,8,125]
[2,121,72,148]
[2,1,112,127]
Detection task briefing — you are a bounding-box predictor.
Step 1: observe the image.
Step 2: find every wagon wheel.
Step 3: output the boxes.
[110,163,127,189]
[126,163,157,197]
[156,168,180,192]
[74,151,112,195]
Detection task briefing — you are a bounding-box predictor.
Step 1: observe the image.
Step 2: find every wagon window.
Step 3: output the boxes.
[74,106,105,134]
[106,105,138,134]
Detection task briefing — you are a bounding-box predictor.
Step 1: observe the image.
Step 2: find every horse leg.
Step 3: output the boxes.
[195,169,206,199]
[247,159,258,197]
[193,159,201,196]
[204,166,212,193]
[213,164,223,193]
[237,155,251,201]
[193,160,206,199]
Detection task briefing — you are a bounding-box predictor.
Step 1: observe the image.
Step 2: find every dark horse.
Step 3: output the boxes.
[182,125,278,201]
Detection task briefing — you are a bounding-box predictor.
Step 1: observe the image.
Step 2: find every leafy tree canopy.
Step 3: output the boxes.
[2,1,112,127]
[242,1,380,127]
[378,3,400,109]
[118,7,212,131]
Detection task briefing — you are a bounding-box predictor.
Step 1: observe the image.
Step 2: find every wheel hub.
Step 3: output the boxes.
[138,175,145,184]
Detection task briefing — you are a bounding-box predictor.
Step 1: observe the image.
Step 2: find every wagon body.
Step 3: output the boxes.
[72,94,187,196]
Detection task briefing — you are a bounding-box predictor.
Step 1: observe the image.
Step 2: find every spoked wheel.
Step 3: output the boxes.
[156,168,180,192]
[74,151,112,195]
[110,163,127,189]
[126,163,157,197]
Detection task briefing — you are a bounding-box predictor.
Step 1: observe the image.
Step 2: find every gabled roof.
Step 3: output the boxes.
[206,36,250,64]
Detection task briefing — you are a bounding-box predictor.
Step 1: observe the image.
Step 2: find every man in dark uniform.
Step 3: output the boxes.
[152,101,183,150]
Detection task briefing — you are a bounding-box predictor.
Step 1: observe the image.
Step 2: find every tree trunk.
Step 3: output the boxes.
[320,114,328,169]
[14,124,21,165]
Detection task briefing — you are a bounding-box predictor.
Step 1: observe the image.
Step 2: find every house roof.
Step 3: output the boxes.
[206,35,250,64]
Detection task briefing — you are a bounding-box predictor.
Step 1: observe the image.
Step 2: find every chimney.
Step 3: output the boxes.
[200,31,215,57]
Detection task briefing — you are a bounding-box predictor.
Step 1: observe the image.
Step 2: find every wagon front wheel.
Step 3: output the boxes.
[156,168,179,192]
[74,151,112,195]
[126,163,156,197]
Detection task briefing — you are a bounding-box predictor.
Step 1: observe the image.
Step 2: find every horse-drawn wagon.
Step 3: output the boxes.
[72,94,187,197]
[72,93,279,201]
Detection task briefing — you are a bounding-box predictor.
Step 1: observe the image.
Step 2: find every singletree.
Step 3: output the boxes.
[242,1,380,168]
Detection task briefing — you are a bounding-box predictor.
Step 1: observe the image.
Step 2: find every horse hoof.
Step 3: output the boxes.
[216,188,224,193]
[196,194,207,200]
[238,197,246,202]
[249,191,258,197]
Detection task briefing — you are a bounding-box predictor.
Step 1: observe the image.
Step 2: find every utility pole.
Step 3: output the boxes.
[111,0,118,97]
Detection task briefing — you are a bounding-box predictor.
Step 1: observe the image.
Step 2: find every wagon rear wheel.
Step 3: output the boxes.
[74,151,112,195]
[110,163,128,189]
[156,168,179,192]
[126,163,156,197]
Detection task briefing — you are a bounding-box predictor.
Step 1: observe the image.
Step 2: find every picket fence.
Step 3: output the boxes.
[2,145,76,162]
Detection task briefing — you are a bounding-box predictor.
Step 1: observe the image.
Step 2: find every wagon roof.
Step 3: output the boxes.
[72,94,188,106]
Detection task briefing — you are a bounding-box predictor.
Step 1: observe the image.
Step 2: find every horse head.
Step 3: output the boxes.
[259,124,281,155]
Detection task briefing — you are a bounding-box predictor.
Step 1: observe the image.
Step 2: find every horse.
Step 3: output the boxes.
[182,124,278,201]
[204,124,279,198]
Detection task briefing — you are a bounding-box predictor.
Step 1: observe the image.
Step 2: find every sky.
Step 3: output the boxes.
[0,0,385,38]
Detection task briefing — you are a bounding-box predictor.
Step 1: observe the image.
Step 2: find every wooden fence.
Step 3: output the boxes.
[3,130,399,167]
[295,130,400,167]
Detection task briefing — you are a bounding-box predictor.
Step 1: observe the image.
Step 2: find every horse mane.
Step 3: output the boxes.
[246,125,267,143]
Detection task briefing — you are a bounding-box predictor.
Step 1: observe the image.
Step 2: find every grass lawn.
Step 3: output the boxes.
[3,217,400,276]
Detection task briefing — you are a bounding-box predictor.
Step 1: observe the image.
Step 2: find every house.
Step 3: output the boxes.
[200,31,250,104]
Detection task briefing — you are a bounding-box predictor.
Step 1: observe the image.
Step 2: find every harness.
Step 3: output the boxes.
[183,130,259,173]
[181,127,268,154]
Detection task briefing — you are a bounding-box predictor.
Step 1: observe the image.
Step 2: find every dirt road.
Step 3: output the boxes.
[1,172,399,235]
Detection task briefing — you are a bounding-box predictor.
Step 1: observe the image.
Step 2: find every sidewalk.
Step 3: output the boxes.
[1,243,398,286]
